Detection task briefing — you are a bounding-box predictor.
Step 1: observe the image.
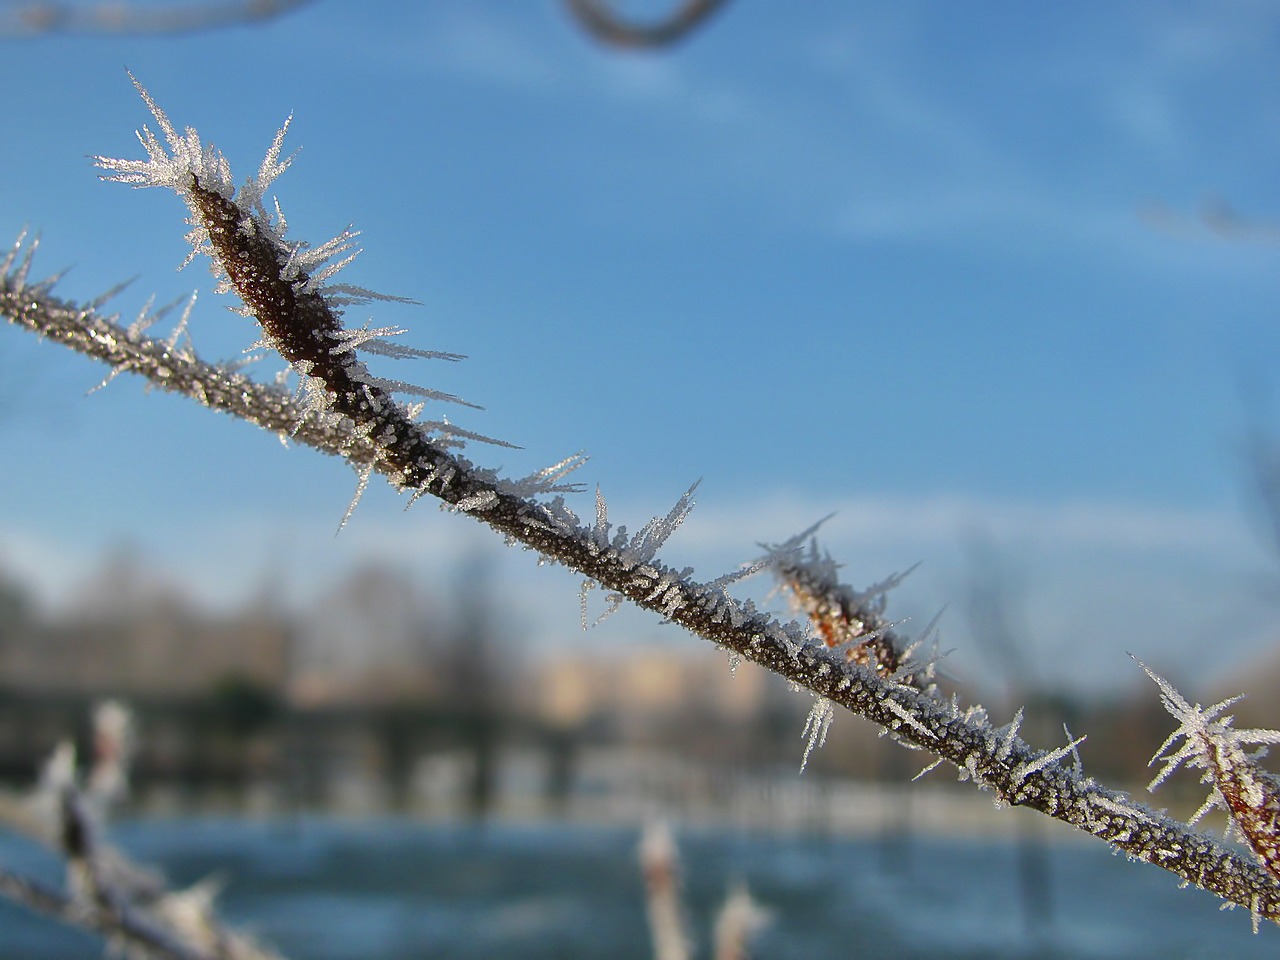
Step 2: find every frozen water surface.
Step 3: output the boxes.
[3,818,1279,959]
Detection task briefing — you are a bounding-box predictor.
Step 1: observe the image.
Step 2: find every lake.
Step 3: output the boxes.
[1,817,1276,958]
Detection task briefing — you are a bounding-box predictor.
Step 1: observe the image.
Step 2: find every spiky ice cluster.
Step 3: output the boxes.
[1142,661,1280,888]
[92,75,503,519]
[770,532,941,692]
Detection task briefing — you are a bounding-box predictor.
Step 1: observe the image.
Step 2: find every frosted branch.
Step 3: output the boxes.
[0,717,281,959]
[6,84,1280,926]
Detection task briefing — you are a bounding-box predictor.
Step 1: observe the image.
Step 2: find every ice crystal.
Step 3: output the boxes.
[335,322,463,362]
[504,454,590,499]
[851,563,920,608]
[619,481,700,568]
[883,696,934,740]
[993,708,1024,763]
[706,550,795,594]
[339,462,374,532]
[1063,722,1085,778]
[94,73,234,199]
[357,374,477,409]
[913,756,945,781]
[1011,733,1087,786]
[800,695,835,772]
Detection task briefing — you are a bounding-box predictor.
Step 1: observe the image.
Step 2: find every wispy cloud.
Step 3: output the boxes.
[674,490,1257,560]
[419,12,567,91]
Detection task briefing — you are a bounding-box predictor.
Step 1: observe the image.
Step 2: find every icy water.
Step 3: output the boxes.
[2,818,1277,959]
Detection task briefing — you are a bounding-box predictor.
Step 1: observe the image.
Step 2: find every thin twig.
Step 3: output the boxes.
[563,0,730,48]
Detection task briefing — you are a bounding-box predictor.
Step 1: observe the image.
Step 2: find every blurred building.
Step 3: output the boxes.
[288,564,439,705]
[539,644,773,732]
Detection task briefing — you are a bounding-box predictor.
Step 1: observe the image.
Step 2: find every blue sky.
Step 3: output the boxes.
[1,1,1279,696]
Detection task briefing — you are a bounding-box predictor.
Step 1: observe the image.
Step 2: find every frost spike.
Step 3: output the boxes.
[1011,733,1086,785]
[624,480,699,566]
[339,462,374,533]
[1141,660,1280,883]
[800,696,835,772]
[593,485,610,547]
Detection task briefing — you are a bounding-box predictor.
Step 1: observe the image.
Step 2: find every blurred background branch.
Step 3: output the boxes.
[0,0,734,45]
[563,0,730,49]
[0,0,314,36]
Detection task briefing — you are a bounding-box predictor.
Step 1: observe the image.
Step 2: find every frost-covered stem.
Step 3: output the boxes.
[0,710,283,959]
[9,83,1279,924]
[37,784,220,960]
[184,176,458,493]
[11,273,1280,923]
